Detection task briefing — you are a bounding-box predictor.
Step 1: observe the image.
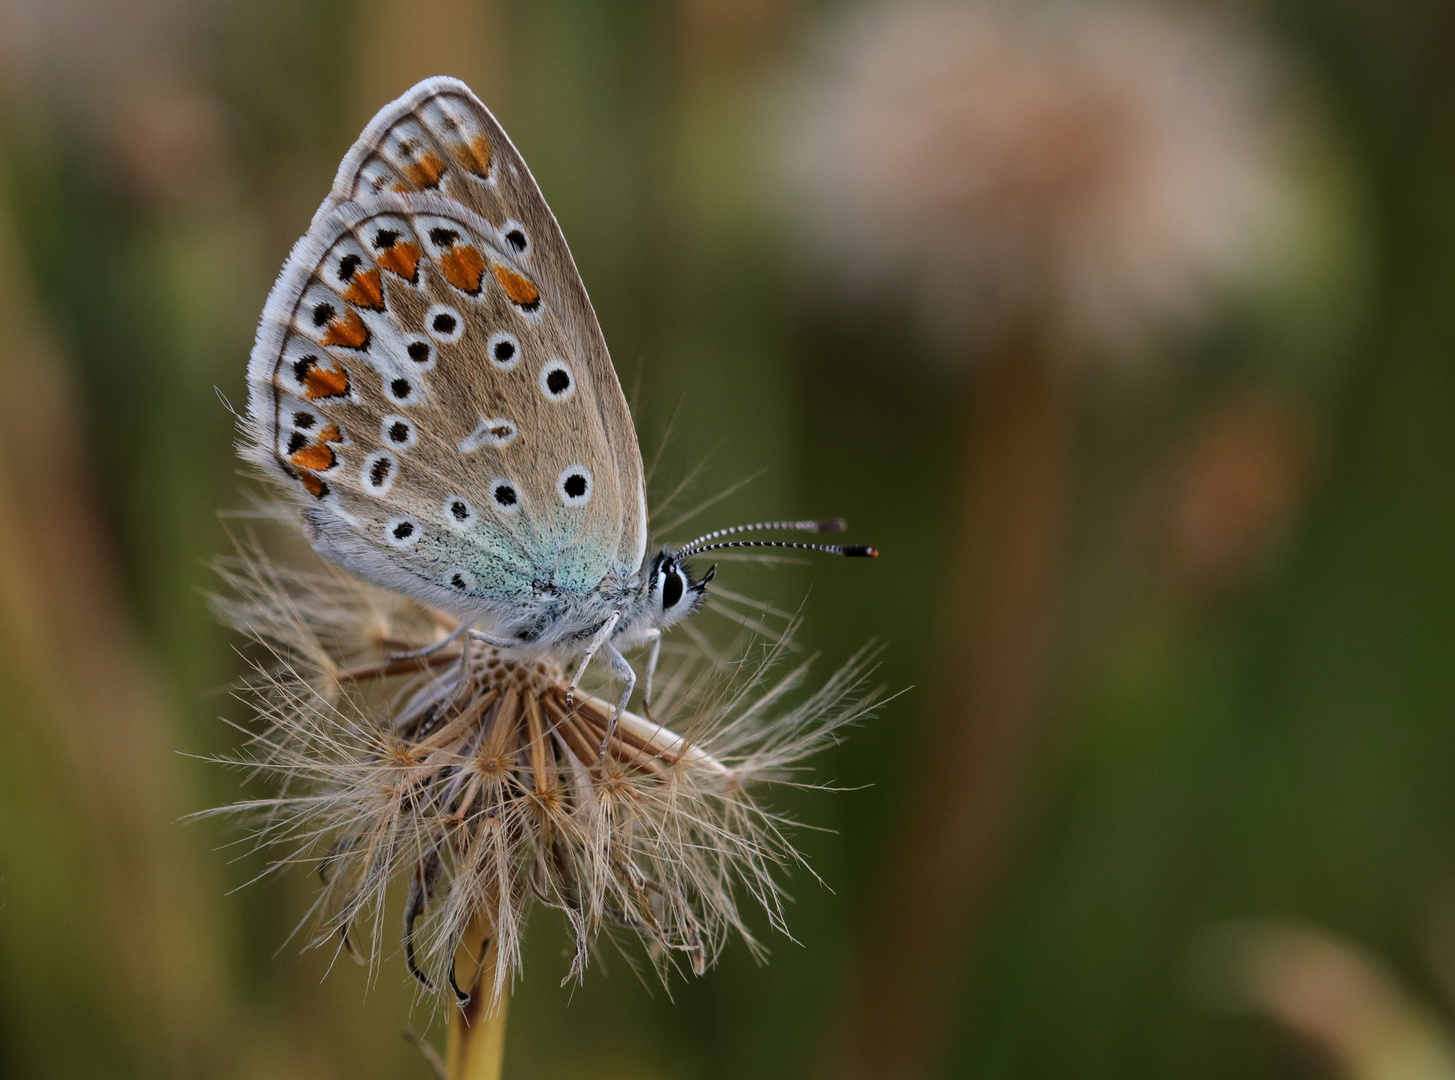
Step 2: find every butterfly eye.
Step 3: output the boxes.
[487,331,520,371]
[362,452,396,494]
[443,496,477,532]
[490,479,521,515]
[426,304,464,344]
[661,568,685,611]
[539,359,575,402]
[385,516,421,547]
[381,415,417,449]
[556,465,593,507]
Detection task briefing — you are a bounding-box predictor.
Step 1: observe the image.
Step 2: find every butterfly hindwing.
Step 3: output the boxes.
[247,83,647,621]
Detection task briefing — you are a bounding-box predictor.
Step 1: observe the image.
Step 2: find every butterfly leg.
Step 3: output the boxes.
[466,629,526,650]
[388,620,471,661]
[640,629,663,722]
[597,640,637,759]
[566,611,622,713]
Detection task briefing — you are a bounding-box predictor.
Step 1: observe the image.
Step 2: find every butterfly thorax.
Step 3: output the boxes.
[445,547,708,658]
[494,566,643,650]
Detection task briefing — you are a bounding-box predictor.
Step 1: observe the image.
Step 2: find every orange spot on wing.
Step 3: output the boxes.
[342,268,385,311]
[289,422,343,472]
[451,135,492,177]
[299,473,326,498]
[290,441,336,472]
[377,241,421,283]
[401,151,446,189]
[322,308,370,349]
[441,244,487,294]
[493,264,540,308]
[304,363,350,400]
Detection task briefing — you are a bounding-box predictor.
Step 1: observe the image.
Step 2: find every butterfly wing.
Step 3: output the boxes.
[246,79,646,624]
[326,75,647,576]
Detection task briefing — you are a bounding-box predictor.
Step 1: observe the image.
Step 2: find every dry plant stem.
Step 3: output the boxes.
[336,647,464,683]
[447,910,509,1080]
[832,333,1072,1080]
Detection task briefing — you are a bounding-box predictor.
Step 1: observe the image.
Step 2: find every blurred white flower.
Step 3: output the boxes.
[785,0,1298,363]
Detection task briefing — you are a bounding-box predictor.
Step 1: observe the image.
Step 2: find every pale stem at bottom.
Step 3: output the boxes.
[446,909,509,1080]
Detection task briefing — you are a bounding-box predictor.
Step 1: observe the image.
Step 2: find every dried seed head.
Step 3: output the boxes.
[207,518,881,1005]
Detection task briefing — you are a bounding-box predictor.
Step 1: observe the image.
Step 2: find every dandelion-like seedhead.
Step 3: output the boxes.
[208,515,880,1005]
[785,0,1295,362]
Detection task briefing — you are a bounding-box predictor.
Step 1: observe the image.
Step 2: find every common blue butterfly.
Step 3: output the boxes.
[245,77,875,748]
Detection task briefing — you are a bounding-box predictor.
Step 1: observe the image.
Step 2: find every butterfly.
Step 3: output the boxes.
[245,77,875,745]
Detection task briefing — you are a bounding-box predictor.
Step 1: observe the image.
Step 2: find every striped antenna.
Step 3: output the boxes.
[675,519,849,559]
[676,539,878,559]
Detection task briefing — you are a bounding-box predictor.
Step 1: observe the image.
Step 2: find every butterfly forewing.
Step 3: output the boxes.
[329,78,645,566]
[247,78,646,623]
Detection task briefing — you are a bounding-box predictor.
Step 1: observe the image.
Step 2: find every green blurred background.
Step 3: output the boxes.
[0,0,1452,1077]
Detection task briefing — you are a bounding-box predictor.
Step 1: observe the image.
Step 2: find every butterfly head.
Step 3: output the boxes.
[634,518,877,635]
[646,549,715,630]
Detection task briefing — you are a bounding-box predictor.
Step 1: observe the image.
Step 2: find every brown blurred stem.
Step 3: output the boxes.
[828,331,1072,1080]
[447,909,510,1080]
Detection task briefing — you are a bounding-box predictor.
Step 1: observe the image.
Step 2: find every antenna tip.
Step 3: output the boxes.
[812,518,848,533]
[843,545,879,558]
